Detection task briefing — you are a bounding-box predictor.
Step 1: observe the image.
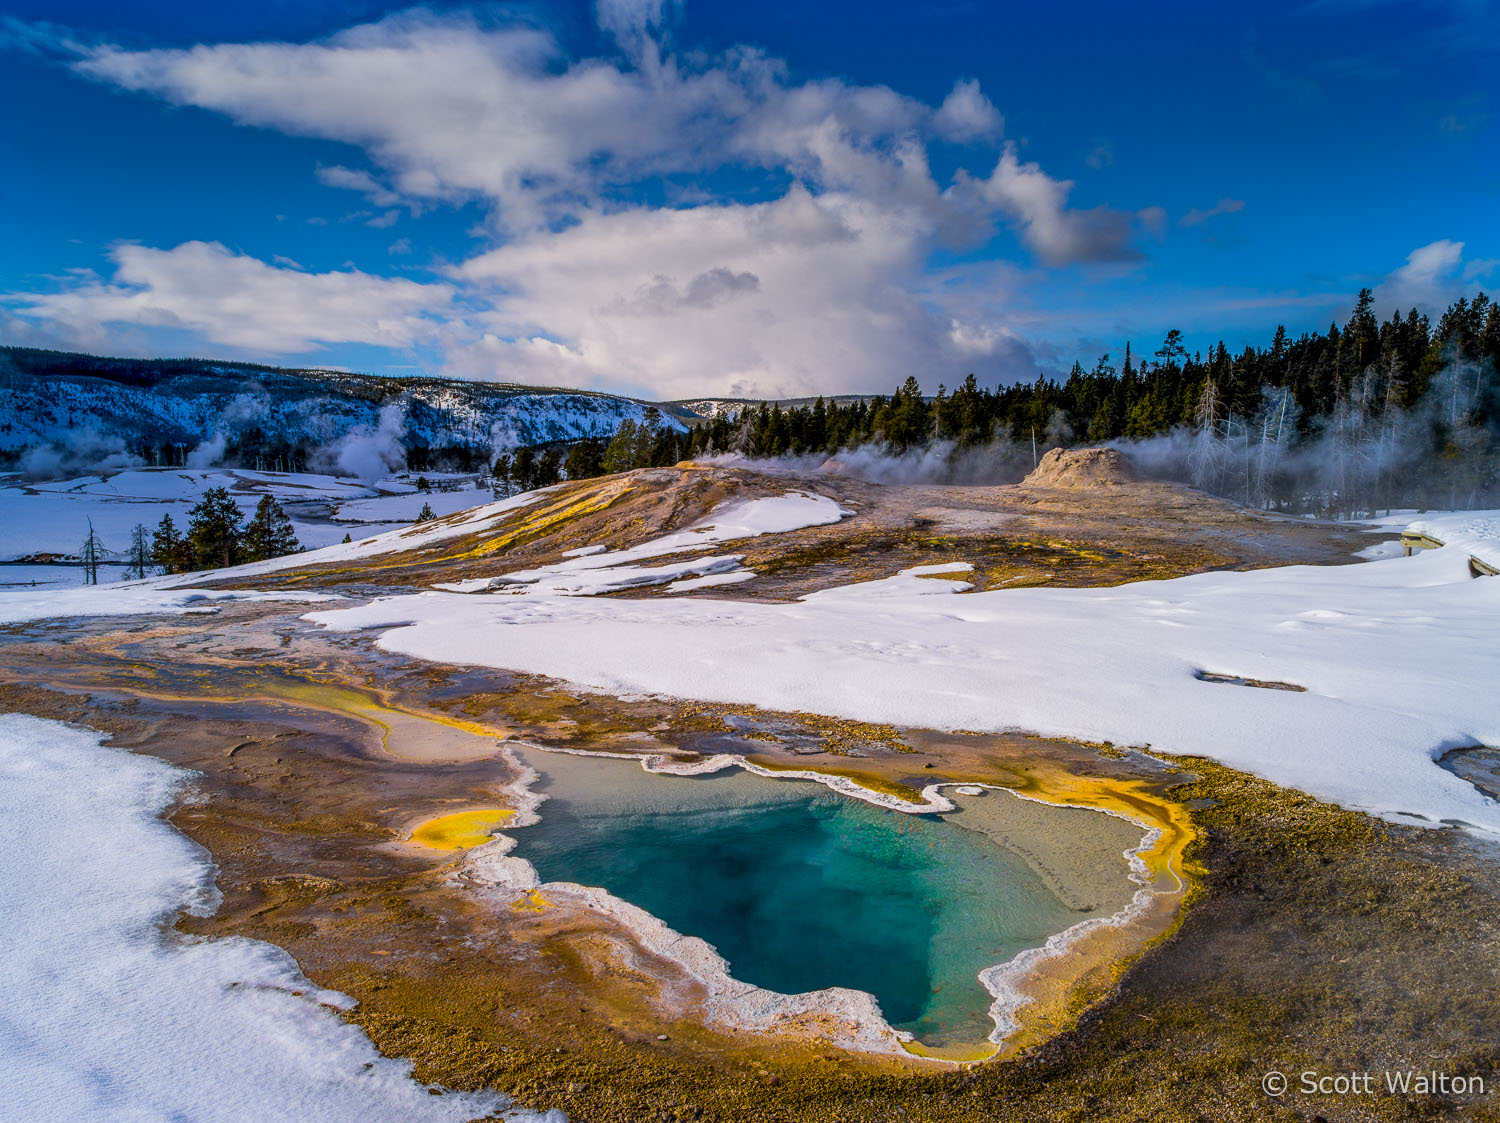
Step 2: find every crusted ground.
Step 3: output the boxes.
[197,462,1375,599]
[3,465,1486,1123]
[0,638,1494,1121]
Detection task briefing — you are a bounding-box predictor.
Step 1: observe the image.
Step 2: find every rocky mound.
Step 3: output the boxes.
[1021,447,1135,488]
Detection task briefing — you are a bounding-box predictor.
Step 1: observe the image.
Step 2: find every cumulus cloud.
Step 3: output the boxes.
[1373,239,1498,314]
[449,187,990,397]
[12,241,454,353]
[964,145,1144,266]
[64,9,1141,253]
[934,78,1003,143]
[7,6,1159,395]
[0,306,144,355]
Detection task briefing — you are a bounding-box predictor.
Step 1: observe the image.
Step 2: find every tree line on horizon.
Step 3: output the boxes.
[535,289,1498,516]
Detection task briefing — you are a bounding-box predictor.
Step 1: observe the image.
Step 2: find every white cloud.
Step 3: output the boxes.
[68,10,1136,253]
[1374,239,1497,314]
[596,0,683,66]
[74,12,732,229]
[963,145,1144,266]
[315,164,402,207]
[934,78,1003,143]
[11,7,1160,395]
[0,306,146,355]
[1180,197,1245,227]
[11,241,454,353]
[448,187,1030,398]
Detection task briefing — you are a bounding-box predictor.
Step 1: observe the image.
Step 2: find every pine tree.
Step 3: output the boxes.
[601,421,638,475]
[1155,329,1187,370]
[415,502,436,522]
[341,532,353,544]
[152,515,188,574]
[885,376,929,450]
[534,448,562,486]
[809,395,828,451]
[185,486,244,570]
[241,495,302,562]
[563,438,604,480]
[511,447,537,489]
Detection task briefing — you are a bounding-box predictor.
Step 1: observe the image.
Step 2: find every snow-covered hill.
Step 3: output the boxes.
[0,347,691,472]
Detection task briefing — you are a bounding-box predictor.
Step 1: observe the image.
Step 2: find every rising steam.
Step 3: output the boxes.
[311,402,408,482]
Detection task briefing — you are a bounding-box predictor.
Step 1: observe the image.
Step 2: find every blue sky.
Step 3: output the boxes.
[1,0,1495,399]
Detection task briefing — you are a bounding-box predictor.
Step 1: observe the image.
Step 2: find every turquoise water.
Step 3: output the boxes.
[508,750,1094,1047]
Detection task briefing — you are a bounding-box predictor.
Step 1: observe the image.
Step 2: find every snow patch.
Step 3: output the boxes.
[1405,512,1500,572]
[0,583,339,626]
[441,490,847,596]
[307,514,1500,835]
[0,713,560,1122]
[667,571,758,593]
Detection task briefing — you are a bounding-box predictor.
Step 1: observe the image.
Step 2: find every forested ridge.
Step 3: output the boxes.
[0,345,688,476]
[568,289,1498,516]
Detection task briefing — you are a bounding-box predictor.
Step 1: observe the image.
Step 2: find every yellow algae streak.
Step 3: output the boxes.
[410,809,515,850]
[510,889,552,913]
[977,763,1200,1060]
[242,673,512,762]
[276,475,634,580]
[901,1039,1001,1063]
[1001,763,1199,894]
[439,477,635,561]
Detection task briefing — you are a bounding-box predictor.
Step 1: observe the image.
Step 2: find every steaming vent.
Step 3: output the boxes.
[1021,447,1136,489]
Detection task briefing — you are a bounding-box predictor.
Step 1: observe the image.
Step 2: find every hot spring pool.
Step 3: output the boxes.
[506,747,1143,1048]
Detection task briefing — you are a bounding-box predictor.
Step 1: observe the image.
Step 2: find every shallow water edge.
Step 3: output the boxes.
[428,737,1192,1062]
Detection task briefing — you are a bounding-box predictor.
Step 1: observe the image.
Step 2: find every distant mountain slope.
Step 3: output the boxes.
[670,394,879,422]
[0,348,692,469]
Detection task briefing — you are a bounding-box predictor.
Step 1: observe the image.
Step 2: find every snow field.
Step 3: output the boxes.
[308,510,1500,835]
[0,714,559,1123]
